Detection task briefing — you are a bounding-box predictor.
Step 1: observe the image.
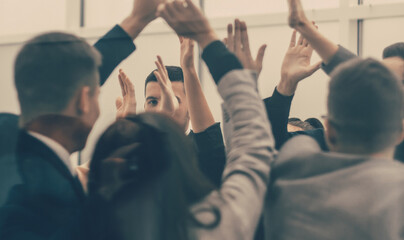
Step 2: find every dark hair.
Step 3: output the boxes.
[145,66,184,90]
[88,113,218,240]
[328,58,404,153]
[14,32,101,125]
[288,118,314,131]
[383,42,404,60]
[304,118,324,129]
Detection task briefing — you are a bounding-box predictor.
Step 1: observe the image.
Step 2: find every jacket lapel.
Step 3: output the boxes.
[16,131,85,201]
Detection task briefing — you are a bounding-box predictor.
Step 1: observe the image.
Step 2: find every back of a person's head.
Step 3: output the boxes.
[87,113,216,240]
[305,118,325,130]
[145,66,184,89]
[327,58,404,154]
[383,42,404,60]
[14,32,101,125]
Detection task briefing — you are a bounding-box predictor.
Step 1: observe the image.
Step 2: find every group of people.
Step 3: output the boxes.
[0,0,403,239]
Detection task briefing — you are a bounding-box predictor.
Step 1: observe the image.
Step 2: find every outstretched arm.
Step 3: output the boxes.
[180,37,215,133]
[287,0,338,65]
[158,1,275,239]
[264,31,321,149]
[95,0,166,85]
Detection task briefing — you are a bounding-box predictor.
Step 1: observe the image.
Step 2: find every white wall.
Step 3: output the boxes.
[1,0,404,164]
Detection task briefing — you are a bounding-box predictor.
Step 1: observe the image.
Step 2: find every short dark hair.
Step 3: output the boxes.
[15,32,101,125]
[144,66,184,90]
[383,42,404,60]
[327,58,404,153]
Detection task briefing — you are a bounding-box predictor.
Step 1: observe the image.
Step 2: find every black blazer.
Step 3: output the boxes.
[0,131,86,239]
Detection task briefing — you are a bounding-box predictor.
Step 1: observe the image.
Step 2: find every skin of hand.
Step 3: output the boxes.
[179,36,195,70]
[224,19,267,78]
[287,0,338,64]
[120,0,167,39]
[179,36,216,133]
[153,56,180,116]
[156,0,219,49]
[277,31,322,96]
[116,69,137,119]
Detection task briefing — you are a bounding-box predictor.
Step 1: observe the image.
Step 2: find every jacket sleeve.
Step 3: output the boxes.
[263,88,294,149]
[201,40,276,239]
[321,45,358,75]
[189,123,226,187]
[93,25,136,86]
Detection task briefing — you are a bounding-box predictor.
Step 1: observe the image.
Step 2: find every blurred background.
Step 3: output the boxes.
[0,0,403,164]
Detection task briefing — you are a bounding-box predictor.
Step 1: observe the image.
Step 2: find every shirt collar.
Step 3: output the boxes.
[28,131,76,176]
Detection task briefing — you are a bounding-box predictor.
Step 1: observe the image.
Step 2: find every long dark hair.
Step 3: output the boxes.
[87,113,219,240]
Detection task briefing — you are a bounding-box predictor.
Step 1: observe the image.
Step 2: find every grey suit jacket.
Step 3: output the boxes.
[190,69,276,240]
[264,135,404,240]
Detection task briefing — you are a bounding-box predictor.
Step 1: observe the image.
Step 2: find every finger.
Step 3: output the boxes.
[189,39,195,52]
[240,21,251,55]
[164,3,178,20]
[115,97,123,110]
[153,70,165,88]
[179,36,184,43]
[157,55,169,77]
[234,19,242,53]
[157,4,175,24]
[223,37,228,47]
[120,70,130,94]
[289,30,297,48]
[118,70,126,97]
[184,0,198,10]
[308,61,322,75]
[302,37,309,47]
[171,1,186,17]
[298,32,304,45]
[227,23,234,52]
[125,76,135,97]
[256,44,267,68]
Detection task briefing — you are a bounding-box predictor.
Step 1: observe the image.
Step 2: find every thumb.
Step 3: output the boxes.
[308,61,322,75]
[256,44,267,68]
[116,97,123,110]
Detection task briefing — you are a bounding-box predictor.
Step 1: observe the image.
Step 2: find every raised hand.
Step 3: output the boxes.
[287,0,310,29]
[157,0,218,48]
[121,0,166,39]
[179,36,195,70]
[153,56,180,116]
[224,19,267,77]
[116,69,137,119]
[278,31,322,96]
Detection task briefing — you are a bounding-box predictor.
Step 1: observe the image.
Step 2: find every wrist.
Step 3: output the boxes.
[120,15,148,40]
[195,30,219,49]
[277,78,298,96]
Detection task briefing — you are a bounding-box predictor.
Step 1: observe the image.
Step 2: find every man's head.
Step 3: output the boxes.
[15,32,102,128]
[325,58,404,155]
[144,66,189,131]
[382,42,404,82]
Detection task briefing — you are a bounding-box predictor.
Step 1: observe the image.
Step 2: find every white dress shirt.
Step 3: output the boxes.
[28,131,76,176]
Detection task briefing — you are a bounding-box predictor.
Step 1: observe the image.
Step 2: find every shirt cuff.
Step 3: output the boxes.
[202,41,243,84]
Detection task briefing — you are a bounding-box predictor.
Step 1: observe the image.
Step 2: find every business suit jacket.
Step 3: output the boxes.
[263,45,404,162]
[264,135,404,240]
[0,131,88,239]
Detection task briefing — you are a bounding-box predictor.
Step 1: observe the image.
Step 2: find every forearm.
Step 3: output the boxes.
[119,15,148,40]
[297,23,338,65]
[183,67,215,133]
[94,25,136,85]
